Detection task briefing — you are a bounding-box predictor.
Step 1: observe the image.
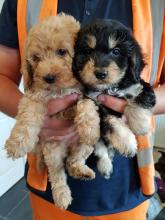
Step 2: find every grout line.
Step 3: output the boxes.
[0,216,9,220]
[6,193,28,217]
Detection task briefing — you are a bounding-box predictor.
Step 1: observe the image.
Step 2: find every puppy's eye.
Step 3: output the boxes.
[32,54,40,62]
[56,48,68,56]
[111,48,121,57]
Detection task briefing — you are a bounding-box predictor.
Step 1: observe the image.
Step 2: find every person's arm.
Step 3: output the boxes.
[0,45,22,117]
[154,60,165,114]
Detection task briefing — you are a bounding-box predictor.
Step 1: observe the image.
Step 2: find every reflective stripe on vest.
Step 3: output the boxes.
[137,146,154,168]
[17,0,58,59]
[26,0,43,32]
[136,130,155,195]
[17,0,163,196]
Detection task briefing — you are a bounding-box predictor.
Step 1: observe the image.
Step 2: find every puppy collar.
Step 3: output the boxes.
[104,87,119,96]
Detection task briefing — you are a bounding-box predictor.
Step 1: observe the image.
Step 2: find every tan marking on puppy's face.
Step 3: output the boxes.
[106,61,125,84]
[22,14,80,90]
[80,59,97,86]
[108,36,118,48]
[86,35,96,49]
[80,58,125,88]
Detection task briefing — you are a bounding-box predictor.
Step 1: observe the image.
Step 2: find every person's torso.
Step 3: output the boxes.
[24,0,150,216]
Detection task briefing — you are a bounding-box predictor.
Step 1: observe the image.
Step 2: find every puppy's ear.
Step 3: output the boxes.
[129,42,145,82]
[21,58,33,90]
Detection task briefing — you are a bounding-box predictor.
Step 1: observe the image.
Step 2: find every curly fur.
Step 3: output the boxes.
[5,14,100,209]
[73,19,156,178]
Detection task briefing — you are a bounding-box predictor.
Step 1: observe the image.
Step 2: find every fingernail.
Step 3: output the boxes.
[98,95,105,102]
[71,93,79,100]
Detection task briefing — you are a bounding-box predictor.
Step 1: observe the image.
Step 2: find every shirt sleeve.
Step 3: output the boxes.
[0,0,18,48]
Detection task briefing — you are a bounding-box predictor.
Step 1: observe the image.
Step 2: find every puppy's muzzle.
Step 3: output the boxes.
[94,70,108,80]
[43,74,55,84]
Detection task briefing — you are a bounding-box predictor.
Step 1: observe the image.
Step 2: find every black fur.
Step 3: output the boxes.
[73,19,145,85]
[73,19,156,146]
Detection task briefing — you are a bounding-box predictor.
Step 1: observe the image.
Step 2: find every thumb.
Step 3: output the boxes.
[98,94,126,113]
[47,93,79,116]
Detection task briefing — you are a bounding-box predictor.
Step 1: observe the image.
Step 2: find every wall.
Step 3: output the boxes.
[0,0,4,10]
[155,115,165,149]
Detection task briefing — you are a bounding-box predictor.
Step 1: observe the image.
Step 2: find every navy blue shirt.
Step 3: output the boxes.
[0,0,149,216]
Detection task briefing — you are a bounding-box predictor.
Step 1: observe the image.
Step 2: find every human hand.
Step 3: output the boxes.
[39,94,79,143]
[97,94,127,113]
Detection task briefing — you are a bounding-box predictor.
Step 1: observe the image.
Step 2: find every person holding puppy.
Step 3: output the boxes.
[0,0,164,220]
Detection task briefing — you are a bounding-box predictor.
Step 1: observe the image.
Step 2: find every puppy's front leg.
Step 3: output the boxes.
[5,96,46,159]
[74,99,100,145]
[124,103,152,135]
[103,115,137,157]
[67,143,95,180]
[43,142,72,210]
[124,81,156,135]
[95,140,114,179]
[35,142,46,172]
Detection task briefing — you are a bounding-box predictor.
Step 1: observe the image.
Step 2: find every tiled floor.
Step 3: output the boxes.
[155,208,165,220]
[0,178,32,220]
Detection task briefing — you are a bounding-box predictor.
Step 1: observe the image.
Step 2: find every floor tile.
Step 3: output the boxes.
[7,194,32,220]
[0,181,27,217]
[155,208,165,220]
[12,178,28,193]
[0,216,9,220]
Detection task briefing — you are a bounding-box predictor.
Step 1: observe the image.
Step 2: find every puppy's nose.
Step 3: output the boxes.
[43,74,55,84]
[94,70,108,80]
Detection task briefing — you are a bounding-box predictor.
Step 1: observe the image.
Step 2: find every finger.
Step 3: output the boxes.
[42,117,74,130]
[44,131,77,142]
[97,94,126,113]
[47,93,79,115]
[67,134,79,146]
[39,126,76,140]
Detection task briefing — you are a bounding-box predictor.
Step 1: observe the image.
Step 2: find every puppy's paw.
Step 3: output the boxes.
[130,115,151,135]
[5,139,26,159]
[53,185,72,210]
[67,164,95,180]
[110,126,137,157]
[121,133,137,157]
[97,157,113,179]
[124,105,152,135]
[5,137,36,159]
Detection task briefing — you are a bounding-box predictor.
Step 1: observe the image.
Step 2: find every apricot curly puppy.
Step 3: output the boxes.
[5,14,100,209]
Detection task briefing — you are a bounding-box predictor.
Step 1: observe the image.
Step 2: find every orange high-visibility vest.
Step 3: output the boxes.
[17,0,165,196]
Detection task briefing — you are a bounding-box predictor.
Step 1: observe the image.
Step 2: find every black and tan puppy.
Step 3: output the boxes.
[73,19,156,178]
